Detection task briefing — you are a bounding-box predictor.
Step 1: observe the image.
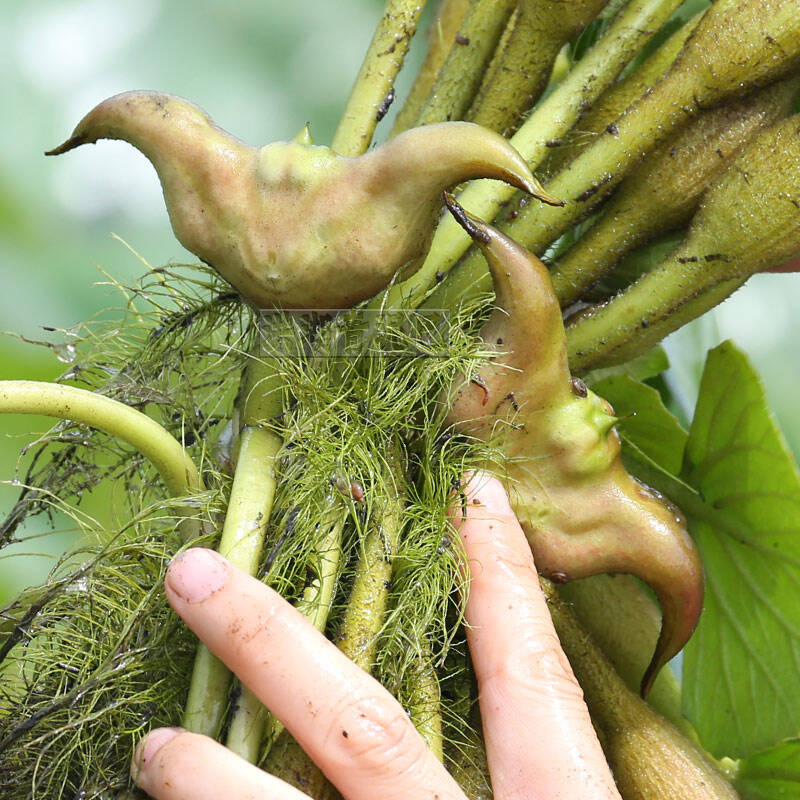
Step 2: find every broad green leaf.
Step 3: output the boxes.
[682,341,800,758]
[736,739,800,800]
[592,373,686,475]
[582,344,670,385]
[577,343,800,760]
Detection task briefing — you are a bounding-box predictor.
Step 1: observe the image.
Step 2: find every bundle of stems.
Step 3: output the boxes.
[2,1,800,798]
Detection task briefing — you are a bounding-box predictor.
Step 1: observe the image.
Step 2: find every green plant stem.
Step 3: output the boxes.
[0,381,201,499]
[440,0,800,307]
[551,75,800,307]
[337,481,404,669]
[331,0,428,156]
[391,0,473,136]
[597,0,631,21]
[263,474,405,793]
[462,3,520,130]
[404,643,443,761]
[238,510,346,761]
[542,578,739,799]
[543,10,702,177]
[414,0,517,127]
[467,0,611,138]
[261,735,340,800]
[296,513,347,629]
[182,358,284,738]
[447,715,492,800]
[558,574,687,731]
[390,0,683,309]
[566,269,745,374]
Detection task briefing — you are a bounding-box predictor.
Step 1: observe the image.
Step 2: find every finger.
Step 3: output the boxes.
[131,727,310,800]
[164,548,465,800]
[452,472,621,800]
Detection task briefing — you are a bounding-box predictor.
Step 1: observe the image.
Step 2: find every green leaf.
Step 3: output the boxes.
[592,373,687,475]
[582,344,670,385]
[586,345,800,759]
[737,739,800,800]
[681,341,800,758]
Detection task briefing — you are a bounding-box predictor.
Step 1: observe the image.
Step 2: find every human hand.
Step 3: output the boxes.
[130,472,621,799]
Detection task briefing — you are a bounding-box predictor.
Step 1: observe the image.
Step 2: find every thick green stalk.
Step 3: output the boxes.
[404,644,443,761]
[567,271,746,373]
[439,0,800,308]
[507,0,800,250]
[447,714,493,800]
[543,579,739,799]
[0,381,201,500]
[182,358,284,738]
[392,0,684,309]
[264,474,405,794]
[391,0,471,136]
[295,513,347,630]
[558,575,687,731]
[336,480,404,668]
[440,655,491,798]
[239,511,346,761]
[543,10,703,177]
[462,2,521,130]
[552,76,800,306]
[467,0,611,137]
[566,113,800,372]
[261,736,341,800]
[414,0,517,127]
[332,0,428,156]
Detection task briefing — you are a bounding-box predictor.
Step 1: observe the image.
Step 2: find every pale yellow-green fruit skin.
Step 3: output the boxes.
[442,198,703,696]
[47,91,541,309]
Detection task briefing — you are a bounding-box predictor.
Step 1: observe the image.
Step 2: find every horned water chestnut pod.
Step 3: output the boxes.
[46,91,556,310]
[442,194,704,697]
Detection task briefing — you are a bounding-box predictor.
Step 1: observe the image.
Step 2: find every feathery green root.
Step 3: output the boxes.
[0,266,496,796]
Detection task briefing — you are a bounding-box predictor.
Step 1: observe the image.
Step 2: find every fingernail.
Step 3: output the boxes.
[467,471,514,516]
[166,548,229,603]
[136,727,181,768]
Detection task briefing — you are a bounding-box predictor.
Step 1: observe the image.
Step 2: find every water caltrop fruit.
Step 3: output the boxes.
[442,194,704,696]
[46,90,551,310]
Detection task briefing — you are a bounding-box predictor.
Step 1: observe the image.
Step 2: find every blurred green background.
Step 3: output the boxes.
[1,0,799,604]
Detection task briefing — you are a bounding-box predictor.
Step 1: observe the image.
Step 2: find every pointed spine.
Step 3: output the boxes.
[442,193,566,380]
[382,123,562,206]
[45,91,238,168]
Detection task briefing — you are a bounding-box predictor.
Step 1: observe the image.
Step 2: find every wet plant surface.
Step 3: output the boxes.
[3,1,800,798]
